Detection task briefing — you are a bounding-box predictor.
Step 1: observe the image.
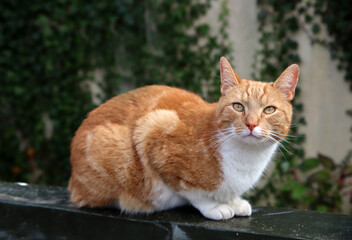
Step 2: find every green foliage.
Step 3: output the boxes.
[292,0,352,90]
[253,0,352,214]
[124,0,231,102]
[315,1,352,90]
[0,0,230,186]
[253,151,352,213]
[285,153,345,212]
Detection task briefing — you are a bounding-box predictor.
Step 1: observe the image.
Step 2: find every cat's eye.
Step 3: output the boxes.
[233,103,245,112]
[263,106,276,114]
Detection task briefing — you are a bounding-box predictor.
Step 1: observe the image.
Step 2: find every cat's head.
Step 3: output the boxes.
[216,57,299,145]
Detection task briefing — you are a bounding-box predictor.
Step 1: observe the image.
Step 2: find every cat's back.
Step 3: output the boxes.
[79,85,207,130]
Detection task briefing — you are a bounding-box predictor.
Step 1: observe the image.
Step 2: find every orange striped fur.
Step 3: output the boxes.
[68,57,299,220]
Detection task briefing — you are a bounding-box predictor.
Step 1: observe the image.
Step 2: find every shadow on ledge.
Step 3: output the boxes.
[0,181,351,240]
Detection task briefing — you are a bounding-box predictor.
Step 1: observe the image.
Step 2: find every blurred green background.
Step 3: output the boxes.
[0,0,351,214]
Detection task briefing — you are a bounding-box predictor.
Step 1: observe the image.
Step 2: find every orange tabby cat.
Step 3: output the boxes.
[68,57,299,220]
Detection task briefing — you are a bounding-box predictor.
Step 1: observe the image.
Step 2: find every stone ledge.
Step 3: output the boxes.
[0,182,351,240]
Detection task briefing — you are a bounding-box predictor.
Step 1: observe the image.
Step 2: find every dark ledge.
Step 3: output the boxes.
[0,182,351,240]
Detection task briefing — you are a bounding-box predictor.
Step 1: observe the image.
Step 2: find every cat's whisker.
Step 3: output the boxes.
[266,130,302,151]
[212,129,237,148]
[212,131,234,147]
[274,139,297,158]
[260,129,300,158]
[272,131,297,138]
[284,135,299,141]
[280,138,301,149]
[202,128,235,149]
[262,134,290,163]
[200,127,233,135]
[202,136,220,148]
[205,136,223,149]
[275,143,289,163]
[201,127,233,140]
[262,137,289,162]
[289,122,305,128]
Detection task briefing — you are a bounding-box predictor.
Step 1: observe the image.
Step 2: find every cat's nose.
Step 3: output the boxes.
[246,123,257,132]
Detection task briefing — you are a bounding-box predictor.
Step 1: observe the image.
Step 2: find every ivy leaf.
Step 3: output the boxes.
[37,14,50,26]
[299,158,320,172]
[257,10,266,21]
[14,87,25,95]
[312,23,320,34]
[282,182,308,200]
[318,153,336,170]
[309,171,331,182]
[305,15,313,23]
[298,7,306,15]
[286,17,299,32]
[346,109,352,117]
[292,185,308,200]
[317,205,329,212]
[195,24,209,37]
[344,166,352,176]
[302,194,317,205]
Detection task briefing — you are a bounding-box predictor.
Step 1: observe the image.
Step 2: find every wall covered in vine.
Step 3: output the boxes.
[252,0,352,214]
[0,0,230,186]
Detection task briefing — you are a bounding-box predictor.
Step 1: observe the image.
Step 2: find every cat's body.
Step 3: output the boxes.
[69,57,299,220]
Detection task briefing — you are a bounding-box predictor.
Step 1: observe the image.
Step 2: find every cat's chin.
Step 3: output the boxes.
[237,135,271,146]
[240,135,260,144]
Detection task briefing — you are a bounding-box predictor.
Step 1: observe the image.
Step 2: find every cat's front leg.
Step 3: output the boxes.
[229,197,252,216]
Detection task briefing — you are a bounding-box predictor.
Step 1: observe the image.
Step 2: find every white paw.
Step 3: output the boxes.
[202,203,235,220]
[230,198,252,216]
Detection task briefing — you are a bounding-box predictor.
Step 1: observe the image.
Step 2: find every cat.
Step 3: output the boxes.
[68,57,299,220]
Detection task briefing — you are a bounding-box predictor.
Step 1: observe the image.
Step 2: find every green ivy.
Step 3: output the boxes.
[0,0,230,186]
[253,0,352,214]
[112,0,231,103]
[315,1,352,90]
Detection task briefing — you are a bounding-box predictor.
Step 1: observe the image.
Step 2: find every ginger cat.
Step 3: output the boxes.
[68,57,299,220]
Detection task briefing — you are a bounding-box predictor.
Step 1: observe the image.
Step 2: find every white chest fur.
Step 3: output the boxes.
[216,137,278,201]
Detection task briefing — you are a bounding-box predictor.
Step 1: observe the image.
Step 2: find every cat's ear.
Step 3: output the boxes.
[274,64,299,101]
[220,57,241,96]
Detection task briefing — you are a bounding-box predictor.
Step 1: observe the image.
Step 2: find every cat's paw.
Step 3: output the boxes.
[230,198,252,216]
[201,203,235,220]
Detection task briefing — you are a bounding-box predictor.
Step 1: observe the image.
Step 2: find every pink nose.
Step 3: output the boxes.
[246,123,257,131]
